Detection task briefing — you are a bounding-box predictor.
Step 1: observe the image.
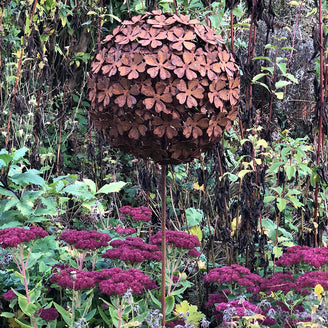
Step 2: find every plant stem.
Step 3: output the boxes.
[160,164,167,327]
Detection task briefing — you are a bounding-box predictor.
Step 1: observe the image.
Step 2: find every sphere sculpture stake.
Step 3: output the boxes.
[88,10,240,326]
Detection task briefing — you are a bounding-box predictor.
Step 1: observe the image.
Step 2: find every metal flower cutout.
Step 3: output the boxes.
[88,10,240,164]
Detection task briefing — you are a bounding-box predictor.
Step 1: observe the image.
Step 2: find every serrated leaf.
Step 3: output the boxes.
[12,148,28,162]
[185,208,203,227]
[96,181,127,194]
[83,178,97,194]
[11,170,45,187]
[18,295,39,315]
[273,245,283,258]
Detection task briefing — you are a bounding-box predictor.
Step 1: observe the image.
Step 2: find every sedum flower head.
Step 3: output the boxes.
[3,289,16,300]
[119,206,152,222]
[60,229,111,250]
[115,227,136,235]
[150,230,200,250]
[37,307,59,321]
[98,267,157,296]
[0,227,48,248]
[103,237,161,264]
[50,266,98,290]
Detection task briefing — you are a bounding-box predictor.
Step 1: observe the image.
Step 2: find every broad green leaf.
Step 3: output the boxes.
[263,196,275,203]
[185,208,203,227]
[253,56,272,62]
[288,196,304,208]
[276,198,287,212]
[0,312,15,318]
[148,290,161,308]
[108,306,119,328]
[54,302,71,325]
[275,80,291,90]
[254,81,271,92]
[62,182,94,200]
[98,305,112,326]
[12,147,28,162]
[11,170,45,187]
[264,44,276,50]
[83,178,97,194]
[252,73,267,82]
[285,165,295,180]
[165,295,175,316]
[96,181,127,194]
[0,154,12,168]
[277,62,287,75]
[14,320,34,328]
[284,73,298,83]
[18,295,39,315]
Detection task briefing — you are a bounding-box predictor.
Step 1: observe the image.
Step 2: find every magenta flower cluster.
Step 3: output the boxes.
[102,237,161,264]
[115,227,136,235]
[98,267,157,296]
[37,307,59,321]
[50,266,98,290]
[119,205,152,222]
[260,271,296,294]
[204,264,262,294]
[60,229,111,250]
[216,299,263,318]
[275,245,328,268]
[0,227,48,248]
[150,230,200,252]
[50,265,157,296]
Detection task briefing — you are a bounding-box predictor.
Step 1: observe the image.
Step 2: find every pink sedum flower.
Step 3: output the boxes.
[3,289,16,300]
[0,227,48,248]
[37,307,59,321]
[60,229,111,250]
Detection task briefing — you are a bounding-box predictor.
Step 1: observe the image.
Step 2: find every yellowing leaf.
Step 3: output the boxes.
[193,182,204,191]
[174,301,205,328]
[314,284,324,300]
[198,260,206,269]
[256,139,268,148]
[289,0,300,6]
[189,226,203,242]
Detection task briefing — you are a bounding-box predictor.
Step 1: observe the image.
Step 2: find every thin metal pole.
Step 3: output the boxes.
[160,164,167,327]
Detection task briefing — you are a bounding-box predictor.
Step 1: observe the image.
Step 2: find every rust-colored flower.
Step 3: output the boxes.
[152,115,180,139]
[183,114,209,139]
[142,81,172,113]
[171,51,198,80]
[167,26,196,51]
[115,25,142,45]
[119,53,146,80]
[213,51,236,77]
[144,46,174,79]
[102,48,122,77]
[176,80,204,108]
[112,78,140,107]
[138,27,167,48]
[91,48,107,74]
[97,77,113,107]
[227,77,240,105]
[208,78,229,109]
[207,113,228,139]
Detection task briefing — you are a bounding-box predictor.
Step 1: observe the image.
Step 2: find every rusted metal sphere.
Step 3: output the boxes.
[87,10,240,164]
